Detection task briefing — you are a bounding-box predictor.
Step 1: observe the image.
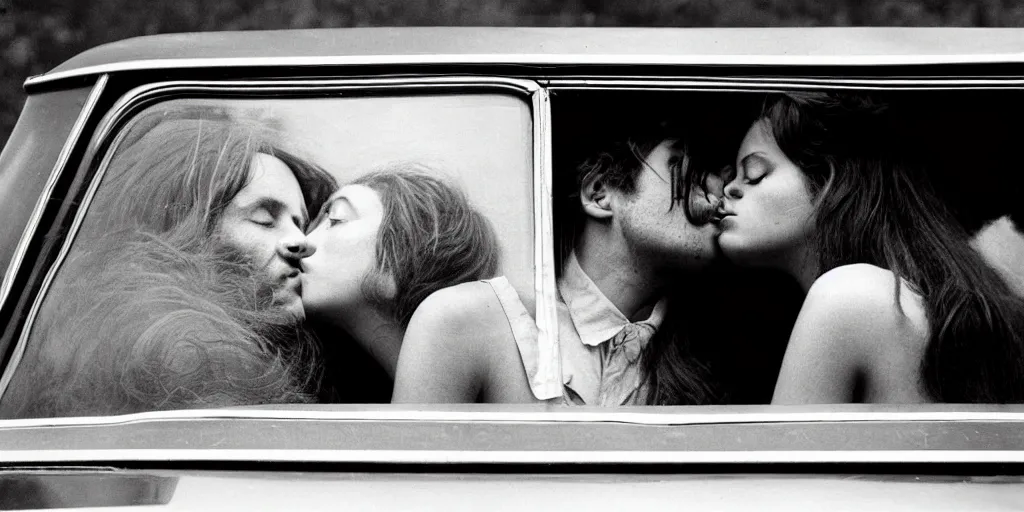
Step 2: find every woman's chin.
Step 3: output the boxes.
[717,237,762,268]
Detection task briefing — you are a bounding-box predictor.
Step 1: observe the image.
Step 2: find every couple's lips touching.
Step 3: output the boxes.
[712,199,736,226]
[273,266,303,303]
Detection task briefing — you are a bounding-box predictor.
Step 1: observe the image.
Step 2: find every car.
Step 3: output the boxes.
[1,26,1024,510]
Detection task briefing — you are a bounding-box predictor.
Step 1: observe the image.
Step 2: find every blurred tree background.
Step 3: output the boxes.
[3,0,1024,145]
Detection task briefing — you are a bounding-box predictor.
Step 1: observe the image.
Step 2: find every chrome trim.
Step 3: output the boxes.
[7,74,1024,424]
[0,76,107,391]
[544,76,1024,89]
[0,76,107,312]
[530,86,561,400]
[23,53,1024,89]
[83,77,546,173]
[0,76,555,403]
[3,448,1024,465]
[3,407,1024,430]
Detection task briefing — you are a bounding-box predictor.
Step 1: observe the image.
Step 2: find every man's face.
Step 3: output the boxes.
[215,152,312,318]
[614,140,724,271]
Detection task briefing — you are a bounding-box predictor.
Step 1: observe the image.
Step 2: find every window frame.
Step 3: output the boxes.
[3,70,1024,431]
[0,75,108,323]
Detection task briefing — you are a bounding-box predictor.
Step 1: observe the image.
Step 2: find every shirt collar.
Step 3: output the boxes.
[558,252,667,347]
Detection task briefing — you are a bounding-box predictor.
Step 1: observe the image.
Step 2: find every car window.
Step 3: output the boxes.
[0,89,539,417]
[0,87,93,285]
[6,79,1024,419]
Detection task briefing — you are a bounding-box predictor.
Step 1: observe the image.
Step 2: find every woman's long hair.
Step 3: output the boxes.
[352,165,502,328]
[766,92,1024,403]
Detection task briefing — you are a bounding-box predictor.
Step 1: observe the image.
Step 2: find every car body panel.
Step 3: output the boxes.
[2,470,1023,511]
[2,405,1024,465]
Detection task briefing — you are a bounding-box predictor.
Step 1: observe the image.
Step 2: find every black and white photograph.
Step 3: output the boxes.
[2,1,1024,509]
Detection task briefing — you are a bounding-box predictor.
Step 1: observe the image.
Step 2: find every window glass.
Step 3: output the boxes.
[549,88,1024,407]
[0,87,92,283]
[0,92,536,417]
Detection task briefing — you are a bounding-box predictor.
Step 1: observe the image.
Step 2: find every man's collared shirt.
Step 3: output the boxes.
[489,252,666,406]
[556,252,666,405]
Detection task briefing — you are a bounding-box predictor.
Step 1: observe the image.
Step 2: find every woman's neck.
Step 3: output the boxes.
[321,306,405,379]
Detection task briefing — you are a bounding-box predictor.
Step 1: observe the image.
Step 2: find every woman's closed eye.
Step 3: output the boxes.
[740,154,771,185]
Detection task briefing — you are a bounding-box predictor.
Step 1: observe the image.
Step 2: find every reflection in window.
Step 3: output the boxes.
[0,87,91,282]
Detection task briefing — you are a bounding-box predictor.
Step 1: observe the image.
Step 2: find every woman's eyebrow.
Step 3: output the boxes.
[313,196,356,222]
[329,196,357,216]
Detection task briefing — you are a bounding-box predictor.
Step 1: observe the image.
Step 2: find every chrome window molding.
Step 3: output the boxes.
[5,74,1024,423]
[24,52,1024,90]
[0,76,556,403]
[4,448,1024,466]
[0,75,108,334]
[543,76,1024,91]
[531,86,560,399]
[3,406,1024,429]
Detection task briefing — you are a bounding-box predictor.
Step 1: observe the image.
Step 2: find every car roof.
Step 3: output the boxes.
[29,27,1024,88]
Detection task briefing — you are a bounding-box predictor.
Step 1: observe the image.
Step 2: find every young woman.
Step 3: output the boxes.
[300,165,501,399]
[711,92,1024,404]
[1,117,336,417]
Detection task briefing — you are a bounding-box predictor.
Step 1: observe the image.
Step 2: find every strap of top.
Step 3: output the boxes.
[480,276,561,400]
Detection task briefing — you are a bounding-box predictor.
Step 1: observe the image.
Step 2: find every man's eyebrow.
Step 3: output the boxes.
[247,197,285,215]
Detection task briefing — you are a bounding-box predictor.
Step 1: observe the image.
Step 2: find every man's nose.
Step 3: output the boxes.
[704,171,726,200]
[277,232,316,261]
[723,179,743,199]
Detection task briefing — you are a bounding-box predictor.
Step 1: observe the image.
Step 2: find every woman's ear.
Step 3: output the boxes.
[580,173,614,220]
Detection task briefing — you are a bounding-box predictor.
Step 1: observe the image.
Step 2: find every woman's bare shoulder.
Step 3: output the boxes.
[403,280,518,358]
[395,280,524,403]
[801,264,929,352]
[410,281,508,330]
[773,264,930,403]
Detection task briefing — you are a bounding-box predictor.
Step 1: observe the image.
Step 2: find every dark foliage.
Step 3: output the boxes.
[4,0,1024,145]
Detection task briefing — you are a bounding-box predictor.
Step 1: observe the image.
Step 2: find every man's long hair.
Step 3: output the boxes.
[0,117,336,418]
[3,232,322,417]
[765,92,1024,403]
[83,117,336,249]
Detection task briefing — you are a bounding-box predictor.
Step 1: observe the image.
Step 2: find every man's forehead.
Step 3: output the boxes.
[240,153,308,216]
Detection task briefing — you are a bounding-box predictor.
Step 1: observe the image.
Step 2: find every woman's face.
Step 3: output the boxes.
[716,119,816,268]
[301,184,388,319]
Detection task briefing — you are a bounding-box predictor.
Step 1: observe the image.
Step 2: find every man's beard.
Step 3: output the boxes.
[208,240,280,310]
[620,213,718,275]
